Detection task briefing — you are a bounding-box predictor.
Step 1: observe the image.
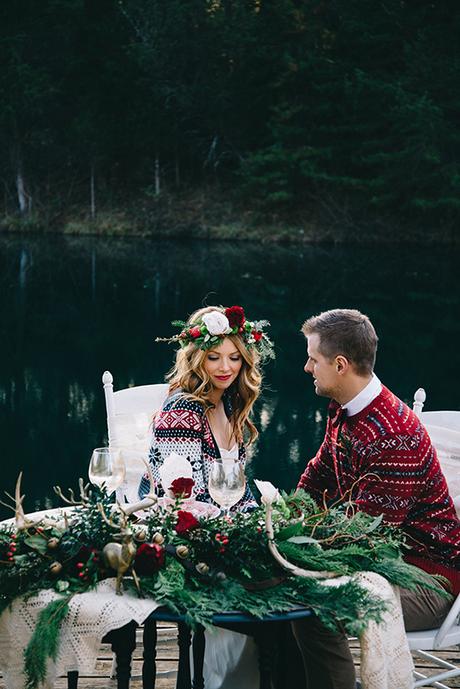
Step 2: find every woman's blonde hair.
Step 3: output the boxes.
[166,306,262,443]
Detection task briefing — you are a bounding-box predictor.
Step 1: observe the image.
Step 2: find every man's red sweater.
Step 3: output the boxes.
[298,385,460,594]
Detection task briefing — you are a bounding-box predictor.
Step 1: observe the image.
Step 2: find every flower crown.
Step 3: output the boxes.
[156,305,275,360]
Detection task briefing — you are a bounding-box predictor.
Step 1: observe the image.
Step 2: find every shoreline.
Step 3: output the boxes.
[0,193,457,245]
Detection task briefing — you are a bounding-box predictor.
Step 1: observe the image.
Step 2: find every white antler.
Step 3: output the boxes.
[0,473,37,531]
[264,494,337,580]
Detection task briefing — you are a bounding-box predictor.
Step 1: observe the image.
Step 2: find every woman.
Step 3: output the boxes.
[139,304,273,508]
[139,304,274,689]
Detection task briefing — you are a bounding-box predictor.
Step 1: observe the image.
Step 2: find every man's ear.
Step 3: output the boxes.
[335,355,349,374]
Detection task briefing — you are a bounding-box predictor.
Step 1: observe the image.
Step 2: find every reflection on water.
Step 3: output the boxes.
[0,234,459,518]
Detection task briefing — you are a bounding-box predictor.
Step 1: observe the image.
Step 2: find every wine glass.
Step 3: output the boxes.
[208,458,246,515]
[88,447,126,497]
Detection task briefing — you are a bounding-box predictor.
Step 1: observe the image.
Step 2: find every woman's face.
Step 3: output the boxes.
[203,338,243,392]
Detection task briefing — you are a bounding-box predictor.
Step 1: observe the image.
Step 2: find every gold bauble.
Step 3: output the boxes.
[153,532,165,545]
[49,561,63,575]
[176,545,189,559]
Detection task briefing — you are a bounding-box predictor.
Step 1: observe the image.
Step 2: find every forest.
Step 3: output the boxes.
[1,1,459,239]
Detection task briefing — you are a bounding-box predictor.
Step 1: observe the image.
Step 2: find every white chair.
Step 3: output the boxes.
[102,371,171,682]
[407,388,460,688]
[102,370,169,503]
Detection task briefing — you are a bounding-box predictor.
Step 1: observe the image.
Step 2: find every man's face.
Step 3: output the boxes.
[304,333,341,399]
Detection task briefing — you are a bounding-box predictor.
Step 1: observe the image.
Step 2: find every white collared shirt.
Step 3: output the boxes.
[341,373,382,417]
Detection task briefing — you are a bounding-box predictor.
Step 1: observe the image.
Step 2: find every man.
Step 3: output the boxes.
[292,308,460,689]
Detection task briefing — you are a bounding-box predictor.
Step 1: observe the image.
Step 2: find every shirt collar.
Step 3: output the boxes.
[341,373,382,417]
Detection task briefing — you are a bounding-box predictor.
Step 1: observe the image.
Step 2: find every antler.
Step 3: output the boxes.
[0,473,38,531]
[53,478,91,506]
[122,460,158,516]
[265,500,338,580]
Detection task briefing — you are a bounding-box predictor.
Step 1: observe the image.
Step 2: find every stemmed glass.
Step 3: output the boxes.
[88,447,126,497]
[208,458,246,516]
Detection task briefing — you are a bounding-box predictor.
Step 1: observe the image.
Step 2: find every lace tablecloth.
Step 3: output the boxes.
[0,578,160,689]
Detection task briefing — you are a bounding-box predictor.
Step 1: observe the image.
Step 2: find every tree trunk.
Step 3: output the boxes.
[90,163,96,219]
[155,156,160,196]
[16,166,28,214]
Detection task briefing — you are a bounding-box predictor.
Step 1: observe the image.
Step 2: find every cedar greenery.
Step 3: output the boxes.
[1,1,459,234]
[0,484,447,688]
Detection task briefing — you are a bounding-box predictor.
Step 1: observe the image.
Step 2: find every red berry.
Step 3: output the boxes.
[11,534,17,540]
[222,538,229,545]
[76,562,84,569]
[78,572,85,578]
[219,546,225,553]
[10,545,16,552]
[215,534,221,541]
[6,551,13,558]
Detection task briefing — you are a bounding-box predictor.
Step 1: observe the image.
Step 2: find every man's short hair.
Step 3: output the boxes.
[301,309,378,376]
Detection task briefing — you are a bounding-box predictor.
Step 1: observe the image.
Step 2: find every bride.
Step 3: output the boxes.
[139,304,273,688]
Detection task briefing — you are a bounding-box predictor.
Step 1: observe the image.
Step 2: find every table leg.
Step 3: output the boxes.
[253,626,278,689]
[67,670,78,689]
[192,625,205,689]
[143,618,158,689]
[105,621,137,689]
[177,621,192,689]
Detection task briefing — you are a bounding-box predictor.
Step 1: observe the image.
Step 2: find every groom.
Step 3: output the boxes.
[292,308,460,689]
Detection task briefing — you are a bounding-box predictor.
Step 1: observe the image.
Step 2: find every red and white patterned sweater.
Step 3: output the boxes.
[298,385,460,594]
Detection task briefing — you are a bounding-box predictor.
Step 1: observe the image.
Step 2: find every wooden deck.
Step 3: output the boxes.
[1,623,460,688]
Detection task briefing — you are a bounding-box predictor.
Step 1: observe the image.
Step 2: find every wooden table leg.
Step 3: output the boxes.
[177,621,192,689]
[105,621,137,689]
[142,618,158,689]
[192,625,205,689]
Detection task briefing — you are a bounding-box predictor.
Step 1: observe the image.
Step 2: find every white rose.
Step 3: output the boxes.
[202,311,230,336]
[254,479,281,506]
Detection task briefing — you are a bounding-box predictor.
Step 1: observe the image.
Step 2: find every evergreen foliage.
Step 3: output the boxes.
[0,1,459,232]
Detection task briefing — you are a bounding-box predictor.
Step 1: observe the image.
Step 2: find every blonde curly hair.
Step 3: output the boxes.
[166,306,262,443]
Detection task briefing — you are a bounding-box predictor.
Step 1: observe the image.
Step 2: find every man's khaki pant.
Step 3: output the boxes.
[291,585,453,689]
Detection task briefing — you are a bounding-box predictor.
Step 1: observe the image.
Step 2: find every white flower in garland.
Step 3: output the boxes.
[254,479,281,506]
[202,311,230,336]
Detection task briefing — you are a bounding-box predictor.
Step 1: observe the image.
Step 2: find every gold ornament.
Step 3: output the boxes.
[47,537,60,550]
[49,561,63,575]
[134,530,147,542]
[153,532,165,545]
[195,562,209,575]
[176,545,189,559]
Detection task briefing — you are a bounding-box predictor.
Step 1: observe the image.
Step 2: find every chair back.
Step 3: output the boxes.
[102,371,169,502]
[407,389,460,666]
[413,388,460,518]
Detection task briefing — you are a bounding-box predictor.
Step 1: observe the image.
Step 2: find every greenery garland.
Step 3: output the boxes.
[0,484,447,688]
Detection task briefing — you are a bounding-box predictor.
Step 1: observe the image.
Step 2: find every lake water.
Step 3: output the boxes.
[0,234,459,518]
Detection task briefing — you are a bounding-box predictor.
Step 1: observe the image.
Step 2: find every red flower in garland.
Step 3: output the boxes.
[170,477,195,498]
[189,327,201,339]
[135,543,165,575]
[225,306,245,329]
[175,510,200,535]
[253,331,262,342]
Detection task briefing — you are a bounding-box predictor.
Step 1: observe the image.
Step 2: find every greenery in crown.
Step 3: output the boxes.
[156,305,275,360]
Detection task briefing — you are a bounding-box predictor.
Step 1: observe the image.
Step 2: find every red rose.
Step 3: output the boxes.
[175,510,200,535]
[189,327,201,339]
[253,331,262,342]
[170,477,195,498]
[135,542,165,575]
[225,306,245,329]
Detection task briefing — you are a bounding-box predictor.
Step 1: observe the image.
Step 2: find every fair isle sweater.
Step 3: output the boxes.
[139,391,257,511]
[298,385,460,594]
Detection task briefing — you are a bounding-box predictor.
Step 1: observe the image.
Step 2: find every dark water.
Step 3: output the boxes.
[0,234,459,519]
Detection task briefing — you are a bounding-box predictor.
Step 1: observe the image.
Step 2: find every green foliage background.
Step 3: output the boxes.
[1,1,459,233]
